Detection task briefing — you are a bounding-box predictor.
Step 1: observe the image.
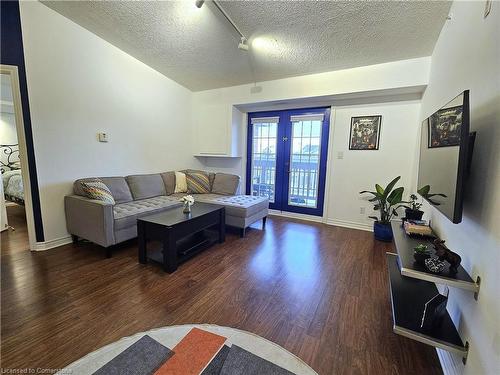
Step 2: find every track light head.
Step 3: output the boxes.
[238,37,249,51]
[195,0,205,8]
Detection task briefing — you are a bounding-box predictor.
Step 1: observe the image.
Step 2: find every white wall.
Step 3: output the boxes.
[419,1,500,374]
[326,101,421,230]
[19,2,200,244]
[192,57,430,226]
[193,56,430,107]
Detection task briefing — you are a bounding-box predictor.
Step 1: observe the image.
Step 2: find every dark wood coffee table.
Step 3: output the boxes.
[137,203,225,273]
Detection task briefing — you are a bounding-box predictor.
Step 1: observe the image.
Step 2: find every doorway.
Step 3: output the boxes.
[0,66,36,251]
[246,107,330,216]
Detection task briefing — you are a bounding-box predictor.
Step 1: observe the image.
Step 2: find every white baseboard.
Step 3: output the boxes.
[268,209,324,223]
[325,218,373,232]
[437,348,462,375]
[31,235,72,251]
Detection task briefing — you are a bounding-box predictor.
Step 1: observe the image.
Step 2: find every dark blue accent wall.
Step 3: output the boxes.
[1,0,44,241]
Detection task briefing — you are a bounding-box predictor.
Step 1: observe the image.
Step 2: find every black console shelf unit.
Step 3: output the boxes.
[387,253,468,360]
[391,221,480,296]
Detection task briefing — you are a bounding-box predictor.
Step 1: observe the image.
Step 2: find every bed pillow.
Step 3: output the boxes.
[186,171,210,194]
[174,172,188,193]
[80,179,115,205]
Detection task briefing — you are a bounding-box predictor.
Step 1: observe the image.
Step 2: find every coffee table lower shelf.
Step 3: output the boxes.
[147,230,219,265]
[386,253,469,363]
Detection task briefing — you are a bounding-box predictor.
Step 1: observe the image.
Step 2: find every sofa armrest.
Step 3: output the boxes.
[64,195,115,247]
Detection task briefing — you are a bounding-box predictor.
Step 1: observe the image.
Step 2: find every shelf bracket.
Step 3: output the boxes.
[474,276,481,300]
[462,341,469,365]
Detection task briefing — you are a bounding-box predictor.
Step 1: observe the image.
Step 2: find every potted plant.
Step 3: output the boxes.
[360,176,405,242]
[397,185,447,221]
[401,194,424,221]
[413,243,431,265]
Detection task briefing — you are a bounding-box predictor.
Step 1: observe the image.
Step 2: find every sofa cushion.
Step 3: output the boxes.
[160,171,176,195]
[101,177,133,203]
[113,196,182,230]
[174,172,188,193]
[80,180,116,205]
[74,177,133,203]
[194,194,268,218]
[186,171,210,194]
[126,174,166,200]
[211,173,240,195]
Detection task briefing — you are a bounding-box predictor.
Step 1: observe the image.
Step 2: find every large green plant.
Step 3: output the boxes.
[360,176,405,225]
[417,185,447,206]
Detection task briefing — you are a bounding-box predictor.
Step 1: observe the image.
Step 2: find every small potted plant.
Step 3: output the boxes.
[360,176,405,242]
[413,243,431,265]
[401,194,424,221]
[397,185,448,222]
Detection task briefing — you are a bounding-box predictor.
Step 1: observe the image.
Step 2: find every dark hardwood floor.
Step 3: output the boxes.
[0,216,442,374]
[1,203,30,254]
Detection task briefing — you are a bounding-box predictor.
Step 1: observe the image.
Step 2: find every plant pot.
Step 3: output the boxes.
[183,201,191,214]
[373,221,393,242]
[405,208,424,221]
[414,252,431,265]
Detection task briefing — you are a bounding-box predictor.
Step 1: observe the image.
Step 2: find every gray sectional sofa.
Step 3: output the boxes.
[64,170,268,256]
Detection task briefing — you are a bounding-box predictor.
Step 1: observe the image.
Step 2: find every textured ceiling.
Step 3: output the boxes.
[41,1,451,91]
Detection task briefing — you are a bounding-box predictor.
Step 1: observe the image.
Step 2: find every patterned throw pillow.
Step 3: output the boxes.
[80,179,115,205]
[186,172,210,194]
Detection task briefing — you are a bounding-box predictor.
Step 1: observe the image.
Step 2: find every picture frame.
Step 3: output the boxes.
[428,105,462,148]
[349,115,382,150]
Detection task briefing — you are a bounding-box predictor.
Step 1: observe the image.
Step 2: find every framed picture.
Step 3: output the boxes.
[349,115,381,150]
[428,105,462,148]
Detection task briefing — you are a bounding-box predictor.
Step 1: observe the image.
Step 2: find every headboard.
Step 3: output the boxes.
[0,144,20,173]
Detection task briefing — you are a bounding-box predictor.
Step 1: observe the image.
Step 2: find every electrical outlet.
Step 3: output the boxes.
[360,207,365,214]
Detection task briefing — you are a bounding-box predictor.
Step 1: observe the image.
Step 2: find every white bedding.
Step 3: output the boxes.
[2,169,24,201]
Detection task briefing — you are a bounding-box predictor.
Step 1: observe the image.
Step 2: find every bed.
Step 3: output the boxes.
[1,144,24,205]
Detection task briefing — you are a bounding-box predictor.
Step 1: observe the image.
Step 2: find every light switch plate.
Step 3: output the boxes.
[337,151,344,159]
[98,132,108,142]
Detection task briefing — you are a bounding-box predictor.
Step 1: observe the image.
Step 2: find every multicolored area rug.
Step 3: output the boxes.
[58,324,317,375]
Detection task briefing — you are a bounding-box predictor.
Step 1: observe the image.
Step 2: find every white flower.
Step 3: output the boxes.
[180,195,195,205]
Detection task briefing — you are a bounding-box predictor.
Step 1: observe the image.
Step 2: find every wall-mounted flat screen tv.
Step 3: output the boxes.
[417,90,475,224]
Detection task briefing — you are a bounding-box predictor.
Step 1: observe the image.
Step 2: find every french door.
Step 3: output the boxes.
[246,107,330,216]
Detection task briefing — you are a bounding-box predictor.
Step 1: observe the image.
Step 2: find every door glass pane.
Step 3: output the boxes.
[251,121,278,203]
[288,120,322,208]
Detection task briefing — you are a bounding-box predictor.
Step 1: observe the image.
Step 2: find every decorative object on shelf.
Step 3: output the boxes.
[398,193,424,221]
[420,287,449,332]
[349,115,382,150]
[359,176,405,242]
[424,257,446,274]
[433,239,462,274]
[413,244,431,265]
[180,195,195,214]
[404,220,434,237]
[428,105,463,148]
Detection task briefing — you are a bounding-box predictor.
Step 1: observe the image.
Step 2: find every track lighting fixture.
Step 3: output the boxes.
[238,37,249,51]
[196,0,250,51]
